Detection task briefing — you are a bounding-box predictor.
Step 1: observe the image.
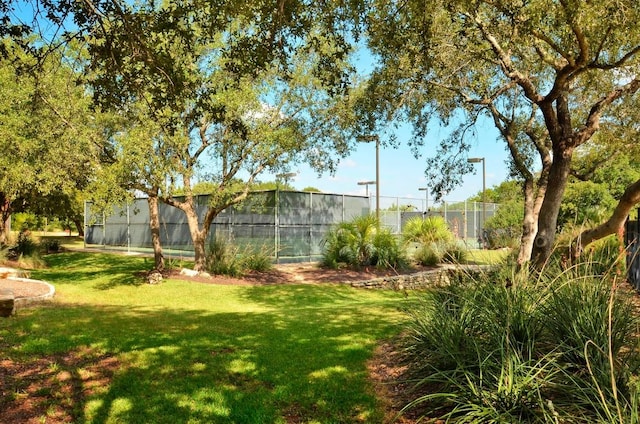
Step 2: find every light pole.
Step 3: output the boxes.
[357,135,380,224]
[275,172,297,189]
[357,180,376,197]
[467,157,486,246]
[418,187,429,213]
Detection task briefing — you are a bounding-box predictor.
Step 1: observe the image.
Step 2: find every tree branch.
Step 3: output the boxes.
[571,178,640,260]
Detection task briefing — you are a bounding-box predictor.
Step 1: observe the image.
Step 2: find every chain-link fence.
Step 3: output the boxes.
[84,191,370,262]
[369,195,499,248]
[84,191,499,262]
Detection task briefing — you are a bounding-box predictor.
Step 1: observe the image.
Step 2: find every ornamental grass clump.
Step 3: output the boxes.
[402,215,454,245]
[403,216,466,265]
[206,238,273,277]
[401,256,640,423]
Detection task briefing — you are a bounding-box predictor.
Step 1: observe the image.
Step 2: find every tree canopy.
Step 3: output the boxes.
[82,0,361,270]
[362,0,640,267]
[0,38,104,244]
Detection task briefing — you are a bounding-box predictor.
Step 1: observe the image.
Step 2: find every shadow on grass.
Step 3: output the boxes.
[2,298,401,424]
[34,252,150,289]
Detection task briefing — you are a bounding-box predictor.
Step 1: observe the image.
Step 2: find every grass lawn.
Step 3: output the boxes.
[465,248,509,265]
[1,252,408,423]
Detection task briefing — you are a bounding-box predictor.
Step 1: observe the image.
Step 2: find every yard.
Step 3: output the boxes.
[0,252,411,423]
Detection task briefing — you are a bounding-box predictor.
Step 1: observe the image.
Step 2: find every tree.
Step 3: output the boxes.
[567,114,640,258]
[468,180,521,205]
[251,181,296,192]
[88,114,175,271]
[363,0,640,268]
[15,188,86,236]
[557,181,616,230]
[84,2,360,271]
[0,38,103,245]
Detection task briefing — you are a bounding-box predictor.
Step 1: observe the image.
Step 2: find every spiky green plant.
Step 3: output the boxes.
[402,216,454,245]
[322,214,406,269]
[401,258,640,423]
[413,243,441,266]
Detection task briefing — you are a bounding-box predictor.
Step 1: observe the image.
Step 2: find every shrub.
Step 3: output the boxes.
[206,238,273,277]
[322,214,406,269]
[542,275,638,386]
[402,215,454,245]
[483,199,523,249]
[9,230,38,258]
[41,238,62,253]
[442,243,468,264]
[401,260,640,423]
[206,238,244,277]
[413,243,441,266]
[241,244,273,272]
[372,230,407,270]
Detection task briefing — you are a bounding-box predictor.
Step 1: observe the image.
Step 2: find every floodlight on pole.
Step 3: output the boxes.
[275,172,297,189]
[418,187,429,212]
[356,135,380,224]
[357,180,376,197]
[467,157,486,243]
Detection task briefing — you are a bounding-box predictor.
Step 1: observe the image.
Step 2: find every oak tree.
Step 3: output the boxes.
[363,0,640,267]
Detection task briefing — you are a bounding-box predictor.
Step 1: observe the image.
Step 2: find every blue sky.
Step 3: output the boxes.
[277,121,510,203]
[264,45,512,204]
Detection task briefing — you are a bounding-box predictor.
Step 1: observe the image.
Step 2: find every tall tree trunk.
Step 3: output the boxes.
[0,194,12,246]
[518,179,540,266]
[570,178,640,261]
[147,195,165,272]
[183,205,208,272]
[531,149,573,268]
[73,218,84,237]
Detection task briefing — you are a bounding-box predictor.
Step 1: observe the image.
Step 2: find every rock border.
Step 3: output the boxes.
[350,264,492,290]
[10,277,56,307]
[0,266,55,316]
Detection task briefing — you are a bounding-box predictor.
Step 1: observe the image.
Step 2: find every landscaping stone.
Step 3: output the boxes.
[350,264,491,290]
[0,288,15,317]
[147,270,163,285]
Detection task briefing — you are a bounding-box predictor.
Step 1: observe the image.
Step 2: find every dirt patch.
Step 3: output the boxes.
[367,339,446,424]
[0,347,121,424]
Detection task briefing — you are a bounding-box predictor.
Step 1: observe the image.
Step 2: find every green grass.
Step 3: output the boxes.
[466,248,509,265]
[0,252,407,423]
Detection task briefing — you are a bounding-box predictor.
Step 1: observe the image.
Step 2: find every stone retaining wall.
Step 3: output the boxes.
[350,265,491,290]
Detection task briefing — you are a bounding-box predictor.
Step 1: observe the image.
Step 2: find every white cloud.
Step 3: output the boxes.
[338,159,358,169]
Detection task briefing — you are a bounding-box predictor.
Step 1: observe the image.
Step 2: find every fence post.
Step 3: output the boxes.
[83,201,88,249]
[127,203,131,253]
[463,200,468,241]
[309,192,313,261]
[275,190,280,263]
[444,201,448,224]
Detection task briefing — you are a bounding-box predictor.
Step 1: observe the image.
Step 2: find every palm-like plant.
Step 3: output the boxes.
[322,214,406,269]
[403,216,454,245]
